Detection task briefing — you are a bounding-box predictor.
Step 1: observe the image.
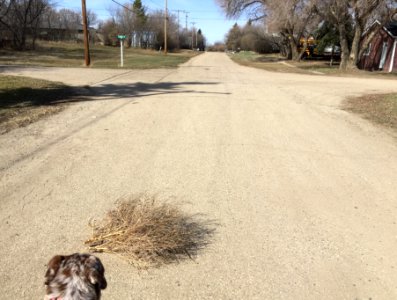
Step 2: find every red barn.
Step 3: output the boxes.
[358,20,397,73]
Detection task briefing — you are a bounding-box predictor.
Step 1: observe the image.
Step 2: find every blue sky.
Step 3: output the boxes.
[54,0,251,44]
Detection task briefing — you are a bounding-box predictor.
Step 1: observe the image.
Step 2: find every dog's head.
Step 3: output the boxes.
[45,253,107,300]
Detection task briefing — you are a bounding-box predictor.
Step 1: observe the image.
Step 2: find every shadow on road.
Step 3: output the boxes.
[0,80,229,109]
[81,81,229,102]
[0,80,229,170]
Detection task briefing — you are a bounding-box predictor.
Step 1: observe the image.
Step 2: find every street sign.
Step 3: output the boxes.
[117,35,126,39]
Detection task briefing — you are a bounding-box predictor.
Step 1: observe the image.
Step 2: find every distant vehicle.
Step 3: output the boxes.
[298,37,319,58]
[323,45,341,57]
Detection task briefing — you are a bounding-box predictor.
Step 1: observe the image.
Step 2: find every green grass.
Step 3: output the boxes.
[0,41,199,69]
[229,51,264,62]
[296,63,340,74]
[0,75,76,133]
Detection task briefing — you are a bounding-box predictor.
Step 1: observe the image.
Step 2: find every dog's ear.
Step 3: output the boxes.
[45,255,65,285]
[85,255,107,290]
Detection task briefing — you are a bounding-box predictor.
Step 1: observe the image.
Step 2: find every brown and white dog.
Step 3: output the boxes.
[44,253,107,300]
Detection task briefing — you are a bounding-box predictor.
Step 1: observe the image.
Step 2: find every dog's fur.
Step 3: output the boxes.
[44,253,107,300]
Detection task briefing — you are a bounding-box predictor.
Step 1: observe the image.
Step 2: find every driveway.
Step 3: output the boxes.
[1,53,397,299]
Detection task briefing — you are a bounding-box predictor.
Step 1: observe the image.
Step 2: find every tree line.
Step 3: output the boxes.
[225,21,280,54]
[218,0,397,70]
[0,0,49,50]
[98,0,206,51]
[0,0,206,51]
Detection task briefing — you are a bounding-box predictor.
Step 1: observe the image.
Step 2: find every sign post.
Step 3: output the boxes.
[117,35,126,67]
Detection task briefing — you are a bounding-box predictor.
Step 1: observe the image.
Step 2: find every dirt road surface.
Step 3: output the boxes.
[1,53,397,299]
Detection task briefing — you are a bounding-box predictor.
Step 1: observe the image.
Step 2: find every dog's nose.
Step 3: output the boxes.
[100,277,107,289]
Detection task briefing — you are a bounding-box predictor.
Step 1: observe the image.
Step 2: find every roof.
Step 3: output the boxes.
[39,23,96,31]
[385,21,397,37]
[364,20,397,39]
[39,22,83,30]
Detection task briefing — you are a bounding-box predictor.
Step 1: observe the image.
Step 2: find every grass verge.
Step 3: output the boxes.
[0,41,199,69]
[344,93,397,131]
[85,194,216,269]
[0,75,76,134]
[228,51,334,75]
[229,51,397,78]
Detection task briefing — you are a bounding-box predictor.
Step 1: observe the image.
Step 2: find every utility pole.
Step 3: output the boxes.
[185,11,189,30]
[81,0,90,66]
[164,0,168,54]
[174,10,184,31]
[196,28,198,49]
[174,10,185,49]
[191,21,196,50]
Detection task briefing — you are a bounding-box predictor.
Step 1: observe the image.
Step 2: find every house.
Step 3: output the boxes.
[38,23,97,43]
[0,27,12,47]
[358,20,397,73]
[130,31,157,49]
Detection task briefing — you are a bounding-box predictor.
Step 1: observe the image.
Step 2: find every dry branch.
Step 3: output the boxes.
[85,195,216,269]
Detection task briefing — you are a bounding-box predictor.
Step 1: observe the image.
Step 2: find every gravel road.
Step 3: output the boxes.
[1,53,397,299]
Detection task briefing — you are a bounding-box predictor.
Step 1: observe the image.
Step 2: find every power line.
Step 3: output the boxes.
[191,17,233,20]
[185,11,189,30]
[110,0,134,12]
[145,0,163,8]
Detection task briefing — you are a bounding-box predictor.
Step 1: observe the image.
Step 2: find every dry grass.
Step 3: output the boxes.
[0,105,65,134]
[229,51,397,78]
[229,51,329,75]
[0,41,199,69]
[344,93,397,131]
[0,75,76,134]
[85,195,216,269]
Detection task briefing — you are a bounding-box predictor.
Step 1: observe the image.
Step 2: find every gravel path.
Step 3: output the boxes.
[1,53,397,299]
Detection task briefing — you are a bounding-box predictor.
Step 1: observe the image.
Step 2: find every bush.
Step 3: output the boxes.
[85,194,216,268]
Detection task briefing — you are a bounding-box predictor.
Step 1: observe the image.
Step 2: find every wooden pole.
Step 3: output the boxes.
[164,0,168,54]
[191,22,196,50]
[81,0,90,66]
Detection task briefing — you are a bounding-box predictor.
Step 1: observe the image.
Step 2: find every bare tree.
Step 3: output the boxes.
[0,0,11,23]
[86,9,98,27]
[217,0,267,20]
[0,0,50,50]
[114,3,135,46]
[42,6,59,29]
[267,0,319,60]
[146,10,179,50]
[41,7,97,42]
[239,22,279,53]
[98,18,118,45]
[207,41,226,52]
[316,0,397,69]
[99,5,202,50]
[218,0,319,60]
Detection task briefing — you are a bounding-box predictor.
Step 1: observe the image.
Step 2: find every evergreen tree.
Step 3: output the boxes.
[132,0,147,26]
[197,29,206,51]
[225,23,242,51]
[131,0,147,47]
